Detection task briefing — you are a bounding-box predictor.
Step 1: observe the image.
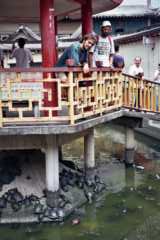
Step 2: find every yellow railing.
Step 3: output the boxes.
[123,73,160,112]
[0,68,159,127]
[0,67,122,126]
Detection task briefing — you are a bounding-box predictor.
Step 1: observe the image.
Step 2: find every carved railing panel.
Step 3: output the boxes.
[0,70,69,127]
[72,70,122,122]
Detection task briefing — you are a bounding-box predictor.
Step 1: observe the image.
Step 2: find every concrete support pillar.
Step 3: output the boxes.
[84,128,95,177]
[125,128,135,167]
[45,135,59,207]
[125,168,135,189]
[58,146,63,162]
[81,0,93,36]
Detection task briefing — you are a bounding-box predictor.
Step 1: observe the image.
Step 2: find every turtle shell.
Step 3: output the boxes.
[0,197,7,209]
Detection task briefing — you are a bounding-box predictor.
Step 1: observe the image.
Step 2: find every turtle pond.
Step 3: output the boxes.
[1,123,160,240]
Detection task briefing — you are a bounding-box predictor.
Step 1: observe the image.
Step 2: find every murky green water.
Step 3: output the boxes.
[1,123,160,240]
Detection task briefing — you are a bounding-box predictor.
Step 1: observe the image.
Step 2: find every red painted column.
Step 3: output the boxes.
[40,0,57,66]
[54,16,58,37]
[54,16,58,60]
[81,0,93,36]
[40,0,57,113]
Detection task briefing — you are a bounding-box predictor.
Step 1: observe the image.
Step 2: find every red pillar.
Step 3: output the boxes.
[54,16,58,37]
[40,0,57,113]
[40,0,57,66]
[81,0,93,36]
[54,16,58,60]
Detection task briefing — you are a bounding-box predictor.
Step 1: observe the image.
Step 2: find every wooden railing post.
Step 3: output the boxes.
[97,70,103,115]
[158,86,160,112]
[118,71,123,107]
[0,100,3,127]
[68,70,75,125]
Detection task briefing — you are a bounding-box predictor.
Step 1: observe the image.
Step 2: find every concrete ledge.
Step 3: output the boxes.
[0,110,124,136]
[0,109,158,136]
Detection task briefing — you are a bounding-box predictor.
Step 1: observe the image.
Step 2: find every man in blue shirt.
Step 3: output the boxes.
[56,33,97,76]
[112,45,125,69]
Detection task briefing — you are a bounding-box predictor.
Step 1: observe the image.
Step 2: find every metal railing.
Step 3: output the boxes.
[0,67,159,127]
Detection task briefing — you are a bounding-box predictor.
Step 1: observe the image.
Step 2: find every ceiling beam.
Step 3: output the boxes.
[0,16,39,23]
[56,7,80,17]
[73,0,87,5]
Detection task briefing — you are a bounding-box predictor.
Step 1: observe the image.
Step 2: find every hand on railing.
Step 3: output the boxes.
[83,63,90,74]
[11,43,16,52]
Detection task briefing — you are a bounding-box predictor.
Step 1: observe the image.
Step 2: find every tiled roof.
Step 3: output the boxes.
[94,5,155,18]
[0,43,41,50]
[114,25,160,44]
[1,26,41,43]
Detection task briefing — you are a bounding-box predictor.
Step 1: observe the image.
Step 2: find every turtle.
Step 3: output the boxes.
[28,194,40,204]
[94,182,106,194]
[57,208,65,219]
[7,188,24,204]
[58,196,71,208]
[0,196,7,209]
[23,196,33,208]
[76,174,85,189]
[38,213,45,222]
[85,178,94,187]
[60,160,77,170]
[33,202,45,215]
[11,202,21,212]
[84,188,94,204]
[45,207,58,220]
[60,178,69,192]
[94,175,101,184]
[67,177,75,187]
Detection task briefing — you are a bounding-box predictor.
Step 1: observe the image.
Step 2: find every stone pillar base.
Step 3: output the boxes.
[124,148,134,167]
[46,190,59,208]
[125,167,135,188]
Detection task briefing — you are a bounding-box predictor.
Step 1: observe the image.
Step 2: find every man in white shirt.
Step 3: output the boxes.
[128,57,144,108]
[154,63,160,83]
[11,38,33,68]
[128,57,144,78]
[89,20,115,67]
[153,63,160,111]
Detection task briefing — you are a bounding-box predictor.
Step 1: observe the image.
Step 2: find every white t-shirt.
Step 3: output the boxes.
[91,35,115,67]
[128,64,144,77]
[11,48,33,68]
[154,69,160,83]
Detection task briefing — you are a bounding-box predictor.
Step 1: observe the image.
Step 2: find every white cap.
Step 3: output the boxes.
[101,20,111,27]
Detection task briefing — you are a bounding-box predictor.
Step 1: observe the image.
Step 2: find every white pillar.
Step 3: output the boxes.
[84,128,95,170]
[125,128,135,149]
[125,128,135,166]
[45,135,59,192]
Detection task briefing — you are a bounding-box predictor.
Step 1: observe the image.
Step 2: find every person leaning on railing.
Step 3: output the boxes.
[55,33,97,82]
[128,57,144,108]
[128,57,144,79]
[112,44,125,70]
[153,63,160,111]
[154,63,160,83]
